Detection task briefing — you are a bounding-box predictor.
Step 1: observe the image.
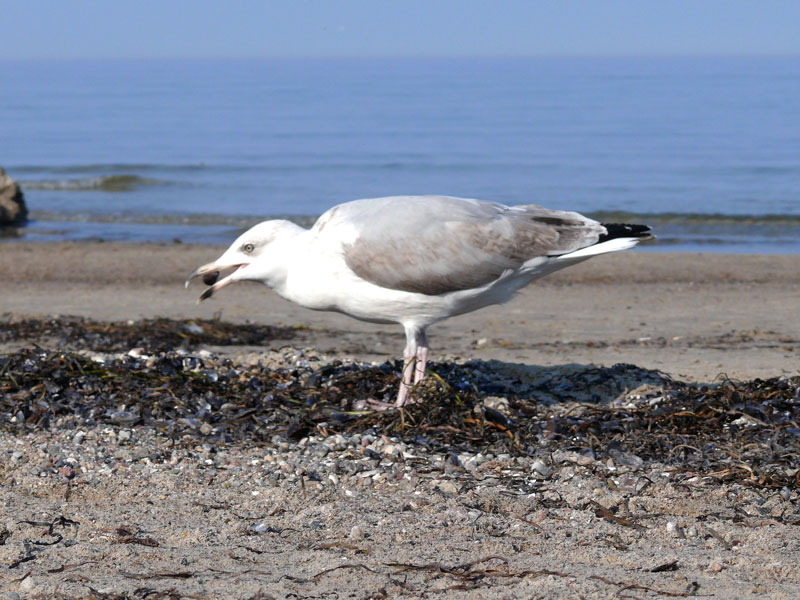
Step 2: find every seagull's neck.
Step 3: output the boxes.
[269,228,348,311]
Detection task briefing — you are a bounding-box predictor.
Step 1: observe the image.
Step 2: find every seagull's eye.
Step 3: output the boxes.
[242,243,255,253]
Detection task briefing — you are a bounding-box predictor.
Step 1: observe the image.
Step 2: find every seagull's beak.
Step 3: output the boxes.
[185,261,249,302]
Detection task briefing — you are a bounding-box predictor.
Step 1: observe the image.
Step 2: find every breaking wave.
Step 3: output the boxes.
[19,174,163,192]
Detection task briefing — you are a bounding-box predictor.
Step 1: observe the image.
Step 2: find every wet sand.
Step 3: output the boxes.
[1,242,799,599]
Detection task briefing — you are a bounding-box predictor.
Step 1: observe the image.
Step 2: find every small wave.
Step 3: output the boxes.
[20,175,163,192]
[26,210,317,229]
[12,163,209,174]
[9,160,531,177]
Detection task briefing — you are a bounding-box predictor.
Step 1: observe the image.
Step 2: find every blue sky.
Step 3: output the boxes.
[2,0,799,59]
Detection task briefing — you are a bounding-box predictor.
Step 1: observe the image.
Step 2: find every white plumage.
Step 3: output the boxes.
[186,195,651,407]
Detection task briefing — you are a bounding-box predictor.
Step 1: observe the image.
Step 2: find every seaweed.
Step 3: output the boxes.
[0,316,297,353]
[1,318,799,490]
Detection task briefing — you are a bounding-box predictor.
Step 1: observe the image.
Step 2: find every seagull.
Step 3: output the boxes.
[186,196,651,407]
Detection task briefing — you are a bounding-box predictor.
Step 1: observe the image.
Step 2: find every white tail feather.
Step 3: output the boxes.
[555,237,641,261]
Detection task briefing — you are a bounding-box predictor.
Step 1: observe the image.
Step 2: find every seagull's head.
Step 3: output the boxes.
[185,220,302,302]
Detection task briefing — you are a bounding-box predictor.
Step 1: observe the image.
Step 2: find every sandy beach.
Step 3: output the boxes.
[1,242,799,598]
[3,242,800,380]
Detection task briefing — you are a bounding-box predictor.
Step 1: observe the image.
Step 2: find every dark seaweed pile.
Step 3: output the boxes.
[533,378,800,489]
[0,316,298,352]
[1,339,798,489]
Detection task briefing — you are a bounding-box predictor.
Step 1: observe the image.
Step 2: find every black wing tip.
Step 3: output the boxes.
[599,223,652,243]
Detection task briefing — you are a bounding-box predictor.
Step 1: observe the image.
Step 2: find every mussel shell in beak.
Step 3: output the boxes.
[202,271,220,286]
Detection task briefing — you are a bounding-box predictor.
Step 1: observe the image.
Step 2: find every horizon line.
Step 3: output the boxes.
[2,52,799,62]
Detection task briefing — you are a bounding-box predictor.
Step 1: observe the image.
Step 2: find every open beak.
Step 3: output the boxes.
[185,262,248,302]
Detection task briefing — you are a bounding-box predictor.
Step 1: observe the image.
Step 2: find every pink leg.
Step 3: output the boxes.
[360,345,418,411]
[394,327,430,407]
[395,348,416,407]
[413,345,429,384]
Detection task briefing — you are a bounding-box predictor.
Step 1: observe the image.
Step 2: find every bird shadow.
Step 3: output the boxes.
[427,358,674,406]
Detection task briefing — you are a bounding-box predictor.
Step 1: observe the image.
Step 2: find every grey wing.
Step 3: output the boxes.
[330,196,604,296]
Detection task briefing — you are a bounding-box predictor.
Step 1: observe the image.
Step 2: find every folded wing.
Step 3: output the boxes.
[325,196,607,295]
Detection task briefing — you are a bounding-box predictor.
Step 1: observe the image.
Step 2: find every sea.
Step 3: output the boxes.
[1,57,799,252]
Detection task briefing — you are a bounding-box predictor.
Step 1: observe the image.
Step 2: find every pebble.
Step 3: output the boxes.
[437,481,459,495]
[531,459,552,478]
[381,444,396,455]
[58,465,75,479]
[250,522,270,534]
[708,561,724,573]
[349,525,364,540]
[329,434,347,450]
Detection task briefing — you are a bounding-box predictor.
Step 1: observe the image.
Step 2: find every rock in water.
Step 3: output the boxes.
[0,166,28,226]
